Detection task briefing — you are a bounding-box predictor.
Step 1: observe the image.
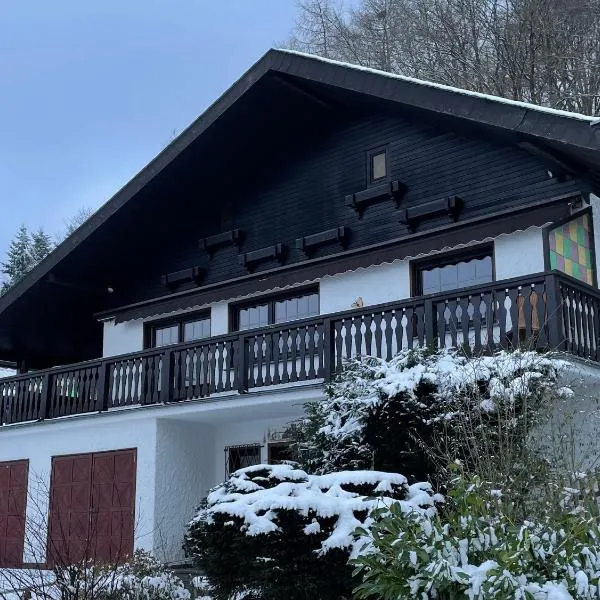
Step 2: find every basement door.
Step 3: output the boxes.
[47,449,136,566]
[0,460,28,567]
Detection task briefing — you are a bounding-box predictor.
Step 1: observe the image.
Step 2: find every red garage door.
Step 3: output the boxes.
[48,449,136,566]
[0,460,28,567]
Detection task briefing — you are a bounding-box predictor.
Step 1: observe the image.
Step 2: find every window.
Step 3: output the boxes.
[233,289,319,332]
[225,444,262,477]
[413,247,494,296]
[268,441,293,465]
[368,147,388,184]
[146,313,211,348]
[548,213,595,286]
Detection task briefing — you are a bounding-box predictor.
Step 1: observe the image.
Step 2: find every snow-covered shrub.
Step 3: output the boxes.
[286,348,565,486]
[15,550,190,600]
[184,463,439,600]
[354,468,600,600]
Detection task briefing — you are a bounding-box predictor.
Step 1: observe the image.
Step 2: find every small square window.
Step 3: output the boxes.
[371,151,387,182]
[225,444,262,477]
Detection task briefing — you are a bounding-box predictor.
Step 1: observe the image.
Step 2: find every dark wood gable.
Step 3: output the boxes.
[0,49,597,367]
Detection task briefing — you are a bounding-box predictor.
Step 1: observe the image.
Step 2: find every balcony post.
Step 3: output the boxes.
[322,318,334,380]
[544,273,565,351]
[95,361,111,412]
[160,349,174,403]
[424,298,435,349]
[39,373,51,421]
[237,334,248,393]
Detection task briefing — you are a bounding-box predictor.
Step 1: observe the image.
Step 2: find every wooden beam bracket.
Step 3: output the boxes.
[296,226,349,256]
[239,244,285,272]
[346,180,407,217]
[199,229,242,257]
[161,266,205,291]
[400,195,464,232]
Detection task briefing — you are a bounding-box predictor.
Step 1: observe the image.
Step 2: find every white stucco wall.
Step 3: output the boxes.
[211,301,229,336]
[0,415,158,564]
[493,228,545,281]
[102,318,144,358]
[320,260,411,314]
[154,419,214,562]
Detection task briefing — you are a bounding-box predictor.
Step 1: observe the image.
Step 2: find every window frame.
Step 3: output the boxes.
[410,244,496,297]
[143,310,211,349]
[230,286,320,332]
[225,443,263,478]
[366,146,389,186]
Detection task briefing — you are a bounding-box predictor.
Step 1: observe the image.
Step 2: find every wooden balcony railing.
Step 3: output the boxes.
[1,271,599,427]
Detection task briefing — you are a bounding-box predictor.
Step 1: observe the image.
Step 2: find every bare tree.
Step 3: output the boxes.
[286,0,600,114]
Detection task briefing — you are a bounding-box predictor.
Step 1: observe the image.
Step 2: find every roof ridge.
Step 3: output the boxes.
[276,48,598,123]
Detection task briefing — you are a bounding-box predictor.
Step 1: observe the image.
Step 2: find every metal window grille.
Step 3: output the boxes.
[225,443,262,477]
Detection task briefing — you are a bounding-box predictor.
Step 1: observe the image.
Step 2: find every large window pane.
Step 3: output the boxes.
[239,304,269,331]
[183,318,211,342]
[237,290,320,331]
[155,325,179,347]
[275,292,319,324]
[418,252,493,296]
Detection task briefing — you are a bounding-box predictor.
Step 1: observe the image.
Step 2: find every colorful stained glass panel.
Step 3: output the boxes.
[548,213,594,285]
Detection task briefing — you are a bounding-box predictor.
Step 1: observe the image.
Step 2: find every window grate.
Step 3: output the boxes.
[225,443,262,477]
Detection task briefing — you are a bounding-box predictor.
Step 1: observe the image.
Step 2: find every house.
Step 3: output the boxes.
[0,48,600,571]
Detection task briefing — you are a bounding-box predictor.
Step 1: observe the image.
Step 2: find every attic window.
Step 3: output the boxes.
[368,148,387,184]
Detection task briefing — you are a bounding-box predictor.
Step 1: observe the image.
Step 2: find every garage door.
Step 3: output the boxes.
[0,460,28,567]
[48,449,136,566]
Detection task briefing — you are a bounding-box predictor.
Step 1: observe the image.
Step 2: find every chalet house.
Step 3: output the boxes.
[0,49,600,570]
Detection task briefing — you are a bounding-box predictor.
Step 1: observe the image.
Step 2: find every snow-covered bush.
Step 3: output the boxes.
[354,468,600,600]
[5,550,190,600]
[96,550,191,600]
[184,464,439,600]
[286,348,566,486]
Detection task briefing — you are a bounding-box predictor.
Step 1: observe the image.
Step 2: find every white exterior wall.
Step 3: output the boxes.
[319,261,411,313]
[102,319,144,357]
[0,415,158,563]
[154,420,215,562]
[493,228,545,280]
[211,300,229,336]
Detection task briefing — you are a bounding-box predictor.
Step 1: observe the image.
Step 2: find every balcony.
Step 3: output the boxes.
[0,271,598,427]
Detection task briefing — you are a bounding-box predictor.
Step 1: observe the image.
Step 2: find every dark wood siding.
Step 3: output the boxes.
[48,450,136,566]
[0,460,28,567]
[111,109,584,310]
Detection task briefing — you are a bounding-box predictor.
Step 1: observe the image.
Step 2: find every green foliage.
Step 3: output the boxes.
[285,349,562,487]
[353,468,600,600]
[183,464,434,600]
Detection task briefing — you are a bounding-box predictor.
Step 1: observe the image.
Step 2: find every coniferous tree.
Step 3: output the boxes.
[30,228,54,265]
[1,225,33,294]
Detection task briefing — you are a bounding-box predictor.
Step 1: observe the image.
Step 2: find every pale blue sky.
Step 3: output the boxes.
[0,1,297,256]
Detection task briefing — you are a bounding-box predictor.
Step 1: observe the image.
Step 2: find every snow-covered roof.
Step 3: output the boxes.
[279,49,598,123]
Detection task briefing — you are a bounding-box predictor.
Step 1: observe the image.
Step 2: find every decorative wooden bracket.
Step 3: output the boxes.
[161,266,205,291]
[400,196,464,232]
[296,226,349,256]
[199,229,242,257]
[239,243,286,272]
[346,180,407,217]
